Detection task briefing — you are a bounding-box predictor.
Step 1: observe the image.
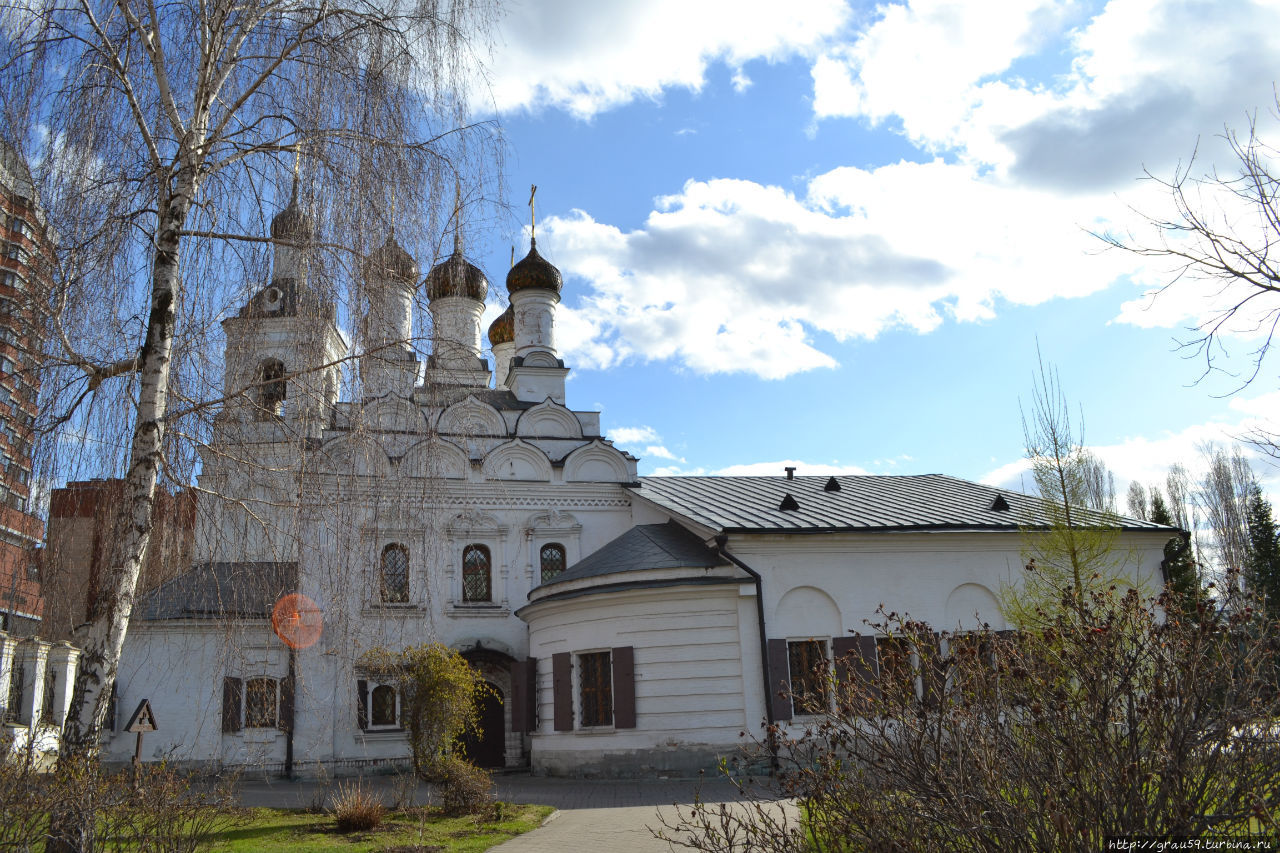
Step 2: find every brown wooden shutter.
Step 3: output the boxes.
[356,679,368,731]
[511,658,538,733]
[612,646,636,729]
[766,639,792,722]
[279,675,295,732]
[552,652,573,732]
[922,634,946,708]
[832,635,879,693]
[221,677,242,733]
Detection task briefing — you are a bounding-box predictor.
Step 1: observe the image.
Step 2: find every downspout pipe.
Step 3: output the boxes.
[715,533,779,771]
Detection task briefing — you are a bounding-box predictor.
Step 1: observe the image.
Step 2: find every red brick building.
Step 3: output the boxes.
[0,143,47,636]
[43,480,196,642]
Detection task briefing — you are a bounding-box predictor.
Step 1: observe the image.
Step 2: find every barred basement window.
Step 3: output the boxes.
[787,639,829,715]
[462,544,491,602]
[380,544,409,603]
[244,677,279,728]
[540,543,566,583]
[578,651,612,727]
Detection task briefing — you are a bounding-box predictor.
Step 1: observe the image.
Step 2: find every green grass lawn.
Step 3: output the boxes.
[203,804,555,852]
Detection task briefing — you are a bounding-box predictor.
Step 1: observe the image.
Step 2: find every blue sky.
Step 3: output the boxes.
[463,0,1280,505]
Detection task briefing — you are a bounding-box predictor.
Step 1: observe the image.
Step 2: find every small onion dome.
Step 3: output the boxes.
[424,250,488,302]
[488,304,514,345]
[364,232,419,283]
[506,237,562,294]
[270,194,313,242]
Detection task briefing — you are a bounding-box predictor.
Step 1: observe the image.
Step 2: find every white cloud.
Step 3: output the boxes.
[812,0,1070,152]
[981,390,1280,506]
[486,0,849,117]
[644,445,684,461]
[544,163,1142,378]
[609,425,661,445]
[811,0,1280,189]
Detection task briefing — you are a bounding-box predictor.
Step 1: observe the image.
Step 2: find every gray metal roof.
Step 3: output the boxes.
[630,474,1172,534]
[136,562,298,621]
[538,521,727,588]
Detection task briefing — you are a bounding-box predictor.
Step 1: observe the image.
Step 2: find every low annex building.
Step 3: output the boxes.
[105,195,1173,776]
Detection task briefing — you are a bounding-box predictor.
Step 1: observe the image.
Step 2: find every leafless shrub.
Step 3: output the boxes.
[436,755,493,818]
[330,780,386,833]
[1,757,238,853]
[658,589,1280,852]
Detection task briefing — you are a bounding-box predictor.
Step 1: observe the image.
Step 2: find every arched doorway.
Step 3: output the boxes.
[461,683,505,768]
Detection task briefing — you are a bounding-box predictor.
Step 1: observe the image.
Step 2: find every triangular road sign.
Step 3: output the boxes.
[124,699,158,733]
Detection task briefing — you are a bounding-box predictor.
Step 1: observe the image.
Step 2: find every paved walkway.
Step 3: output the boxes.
[235,773,766,852]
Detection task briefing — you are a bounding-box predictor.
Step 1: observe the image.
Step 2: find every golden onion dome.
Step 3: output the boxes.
[424,250,488,302]
[506,238,562,294]
[270,192,313,242]
[487,304,514,346]
[364,231,419,284]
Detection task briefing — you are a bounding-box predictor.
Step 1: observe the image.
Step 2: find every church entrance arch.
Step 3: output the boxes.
[459,646,515,769]
[462,683,506,769]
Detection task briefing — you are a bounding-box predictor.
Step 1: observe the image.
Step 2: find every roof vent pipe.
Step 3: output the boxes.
[784,466,795,480]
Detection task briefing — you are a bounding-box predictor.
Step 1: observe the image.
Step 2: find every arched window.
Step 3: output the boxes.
[256,358,286,419]
[380,544,409,603]
[462,544,491,602]
[370,684,398,727]
[540,543,566,583]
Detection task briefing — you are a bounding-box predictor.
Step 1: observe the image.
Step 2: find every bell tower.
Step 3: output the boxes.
[220,184,345,439]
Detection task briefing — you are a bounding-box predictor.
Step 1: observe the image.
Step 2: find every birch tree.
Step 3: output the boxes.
[0,0,499,759]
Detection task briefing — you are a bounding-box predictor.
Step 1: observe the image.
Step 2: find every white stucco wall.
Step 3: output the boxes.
[524,581,753,777]
[518,525,1171,775]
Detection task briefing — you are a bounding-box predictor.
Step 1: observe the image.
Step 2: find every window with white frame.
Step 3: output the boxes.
[370,684,399,728]
[356,678,402,731]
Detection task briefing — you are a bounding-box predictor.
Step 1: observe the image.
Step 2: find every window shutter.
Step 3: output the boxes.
[612,646,636,729]
[221,677,243,733]
[832,635,879,685]
[833,635,880,711]
[356,679,368,731]
[552,652,572,732]
[923,634,946,708]
[511,658,537,734]
[279,676,295,732]
[766,639,792,722]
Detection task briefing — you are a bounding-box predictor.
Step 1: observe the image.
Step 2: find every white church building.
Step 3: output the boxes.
[105,195,1174,777]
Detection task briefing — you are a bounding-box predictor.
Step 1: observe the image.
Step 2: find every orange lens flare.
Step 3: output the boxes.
[271,593,323,650]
